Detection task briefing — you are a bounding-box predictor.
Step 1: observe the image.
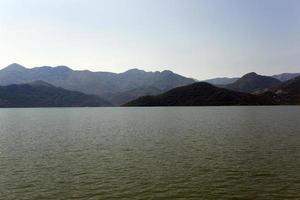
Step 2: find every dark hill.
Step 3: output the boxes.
[124,82,274,106]
[271,75,300,104]
[0,81,111,107]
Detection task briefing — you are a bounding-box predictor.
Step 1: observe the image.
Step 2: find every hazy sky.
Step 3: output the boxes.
[0,0,299,80]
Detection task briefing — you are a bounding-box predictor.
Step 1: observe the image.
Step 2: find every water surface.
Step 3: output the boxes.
[0,107,300,199]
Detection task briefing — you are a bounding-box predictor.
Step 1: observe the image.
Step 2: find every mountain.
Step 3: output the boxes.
[1,63,26,72]
[124,82,274,106]
[222,72,282,93]
[0,64,195,105]
[108,86,162,106]
[204,77,239,85]
[0,81,111,107]
[272,73,300,82]
[271,75,300,104]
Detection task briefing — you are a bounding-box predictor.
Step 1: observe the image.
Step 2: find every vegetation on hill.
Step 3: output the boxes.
[124,82,275,106]
[0,81,111,107]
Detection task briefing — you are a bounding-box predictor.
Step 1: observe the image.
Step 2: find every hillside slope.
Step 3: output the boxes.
[0,81,111,107]
[124,82,274,106]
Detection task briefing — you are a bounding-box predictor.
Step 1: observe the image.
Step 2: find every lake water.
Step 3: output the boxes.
[0,107,300,200]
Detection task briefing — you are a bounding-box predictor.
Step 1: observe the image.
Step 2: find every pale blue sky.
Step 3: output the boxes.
[0,0,299,79]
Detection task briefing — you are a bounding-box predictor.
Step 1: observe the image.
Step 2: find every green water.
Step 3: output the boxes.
[0,107,300,199]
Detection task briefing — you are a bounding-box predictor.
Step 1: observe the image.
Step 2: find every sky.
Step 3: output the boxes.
[0,0,299,80]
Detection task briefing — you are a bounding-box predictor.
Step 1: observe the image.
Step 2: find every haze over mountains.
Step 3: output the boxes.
[204,77,239,85]
[272,73,300,82]
[0,63,299,107]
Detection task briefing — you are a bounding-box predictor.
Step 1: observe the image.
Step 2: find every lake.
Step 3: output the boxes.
[0,107,300,199]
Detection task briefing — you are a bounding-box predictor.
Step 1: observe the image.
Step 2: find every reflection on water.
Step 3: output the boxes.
[0,107,300,199]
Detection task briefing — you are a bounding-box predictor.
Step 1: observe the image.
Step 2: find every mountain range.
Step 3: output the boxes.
[125,72,300,106]
[0,63,299,107]
[0,63,195,105]
[204,73,300,85]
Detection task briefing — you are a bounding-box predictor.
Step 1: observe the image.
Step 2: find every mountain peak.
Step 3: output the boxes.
[242,72,258,78]
[54,65,72,72]
[162,70,174,74]
[123,68,146,74]
[3,63,26,71]
[223,72,281,93]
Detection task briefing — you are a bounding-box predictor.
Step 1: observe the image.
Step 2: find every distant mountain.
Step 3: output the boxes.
[0,81,111,107]
[272,73,300,82]
[222,72,281,93]
[204,77,239,85]
[204,72,300,86]
[124,82,274,106]
[0,64,195,105]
